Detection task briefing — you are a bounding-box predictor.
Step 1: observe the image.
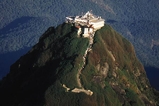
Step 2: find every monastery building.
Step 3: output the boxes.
[66,11,105,37]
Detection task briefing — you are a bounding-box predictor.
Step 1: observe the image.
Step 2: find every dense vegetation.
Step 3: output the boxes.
[1,0,159,81]
[0,23,158,106]
[110,20,159,68]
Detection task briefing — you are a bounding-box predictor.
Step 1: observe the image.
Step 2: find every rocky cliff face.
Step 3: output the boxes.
[0,23,158,106]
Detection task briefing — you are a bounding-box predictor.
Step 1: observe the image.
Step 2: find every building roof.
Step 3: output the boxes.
[66,11,105,25]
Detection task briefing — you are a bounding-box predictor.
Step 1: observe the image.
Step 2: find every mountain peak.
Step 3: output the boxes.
[0,22,158,105]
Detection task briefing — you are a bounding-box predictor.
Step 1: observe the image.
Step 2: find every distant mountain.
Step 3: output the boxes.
[0,23,158,106]
[0,0,159,90]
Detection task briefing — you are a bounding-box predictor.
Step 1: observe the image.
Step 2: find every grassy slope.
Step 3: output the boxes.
[37,24,158,106]
[78,25,158,106]
[45,25,156,106]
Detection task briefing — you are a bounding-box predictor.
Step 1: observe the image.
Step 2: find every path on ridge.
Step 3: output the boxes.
[62,31,95,96]
[73,31,95,95]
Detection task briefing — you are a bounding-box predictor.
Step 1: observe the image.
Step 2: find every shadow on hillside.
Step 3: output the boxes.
[0,49,60,105]
[0,16,34,36]
[0,47,31,79]
[144,66,159,91]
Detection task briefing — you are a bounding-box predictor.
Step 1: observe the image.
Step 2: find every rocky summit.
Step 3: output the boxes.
[0,23,158,106]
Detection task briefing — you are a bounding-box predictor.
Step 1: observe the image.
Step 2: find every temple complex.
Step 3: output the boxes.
[66,11,105,37]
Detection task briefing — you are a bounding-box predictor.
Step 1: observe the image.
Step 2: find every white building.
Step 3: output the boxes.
[66,11,105,37]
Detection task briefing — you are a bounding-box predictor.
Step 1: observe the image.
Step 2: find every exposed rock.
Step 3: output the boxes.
[96,62,109,78]
[134,68,141,77]
[111,85,126,95]
[108,50,115,61]
[112,71,117,78]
